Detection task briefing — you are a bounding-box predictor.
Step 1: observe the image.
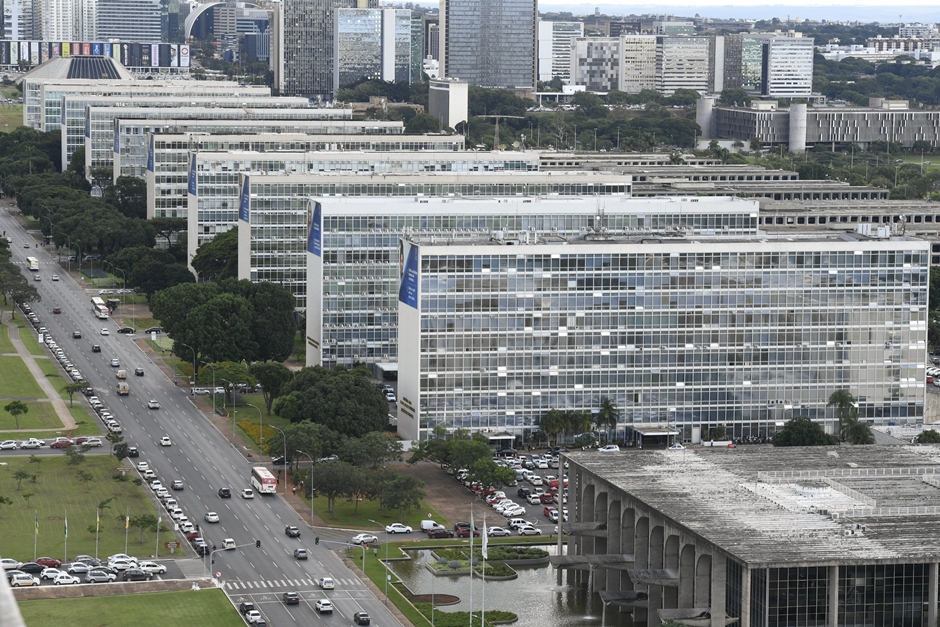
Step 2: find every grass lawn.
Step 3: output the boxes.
[0,325,15,353]
[0,456,182,563]
[307,489,447,531]
[0,355,45,397]
[0,400,62,429]
[16,321,44,356]
[25,356,99,433]
[0,105,22,133]
[18,589,243,627]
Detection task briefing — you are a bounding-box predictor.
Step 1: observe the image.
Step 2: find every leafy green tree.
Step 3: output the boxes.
[190,227,239,282]
[13,469,30,490]
[149,217,189,250]
[773,417,837,447]
[309,460,355,517]
[105,431,123,457]
[220,279,297,362]
[448,436,492,472]
[130,514,158,543]
[250,362,293,414]
[917,430,940,443]
[0,494,12,513]
[840,413,875,445]
[114,442,130,462]
[594,397,619,443]
[151,282,221,339]
[63,381,90,406]
[468,457,514,489]
[537,409,567,447]
[378,472,426,523]
[103,176,147,219]
[827,390,857,441]
[22,491,34,506]
[129,257,195,298]
[405,113,444,134]
[4,400,28,429]
[718,88,752,108]
[187,293,258,362]
[341,431,403,469]
[63,444,86,466]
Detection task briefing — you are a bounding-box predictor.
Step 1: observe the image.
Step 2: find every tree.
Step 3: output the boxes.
[378,472,426,523]
[221,279,297,362]
[105,431,124,457]
[4,400,28,429]
[63,444,86,466]
[827,390,857,441]
[772,417,837,447]
[342,432,403,469]
[190,227,239,282]
[129,256,195,298]
[537,409,567,447]
[63,382,90,406]
[594,397,619,443]
[103,176,147,219]
[187,293,258,363]
[13,469,31,490]
[130,514,158,543]
[916,430,940,443]
[840,413,875,445]
[250,362,293,414]
[148,217,188,249]
[114,442,130,462]
[0,495,12,512]
[468,457,514,489]
[308,460,355,517]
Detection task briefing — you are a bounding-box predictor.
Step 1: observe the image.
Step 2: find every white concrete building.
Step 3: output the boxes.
[570,37,621,93]
[621,35,657,94]
[427,77,468,130]
[656,36,710,96]
[537,20,583,82]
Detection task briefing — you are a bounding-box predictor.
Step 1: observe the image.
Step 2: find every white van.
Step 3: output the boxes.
[420,520,445,532]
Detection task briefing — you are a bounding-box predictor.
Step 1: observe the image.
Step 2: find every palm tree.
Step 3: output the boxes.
[827,390,857,441]
[538,409,567,447]
[594,397,619,443]
[840,412,875,445]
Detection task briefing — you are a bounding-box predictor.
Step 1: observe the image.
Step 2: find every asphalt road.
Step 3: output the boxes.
[0,207,401,627]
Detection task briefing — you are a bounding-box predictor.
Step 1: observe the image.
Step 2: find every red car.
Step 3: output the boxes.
[50,439,72,449]
[36,557,61,568]
[543,506,557,519]
[455,526,480,538]
[427,528,454,539]
[539,493,555,504]
[52,307,62,314]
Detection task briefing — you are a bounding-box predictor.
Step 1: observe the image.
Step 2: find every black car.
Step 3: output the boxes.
[353,612,371,625]
[517,487,532,498]
[282,592,300,605]
[239,602,256,615]
[122,569,152,582]
[18,562,43,574]
[127,446,139,458]
[117,327,135,334]
[218,487,231,498]
[92,344,101,353]
[135,368,144,376]
[427,528,455,539]
[285,525,301,538]
[145,327,162,334]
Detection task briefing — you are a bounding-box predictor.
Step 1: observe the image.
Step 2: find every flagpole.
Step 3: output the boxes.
[125,507,129,554]
[469,509,473,627]
[33,510,38,561]
[64,509,68,564]
[481,515,486,627]
[95,507,100,560]
[155,516,161,559]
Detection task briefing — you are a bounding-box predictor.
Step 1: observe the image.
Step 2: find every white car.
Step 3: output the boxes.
[21,438,45,449]
[241,488,254,499]
[517,524,542,536]
[245,611,262,623]
[598,444,621,452]
[0,558,22,570]
[108,559,134,571]
[41,567,63,580]
[51,274,59,281]
[148,400,160,409]
[169,508,184,520]
[667,443,686,450]
[111,358,120,367]
[101,328,109,335]
[9,573,40,587]
[137,561,166,574]
[108,553,135,563]
[526,493,541,505]
[190,388,210,395]
[142,469,156,480]
[155,488,169,498]
[150,480,163,491]
[317,576,335,589]
[85,437,102,447]
[159,436,171,446]
[53,573,80,585]
[487,526,512,537]
[222,538,236,550]
[204,512,220,523]
[0,440,17,449]
[351,533,378,545]
[503,505,526,517]
[180,521,195,534]
[385,523,412,534]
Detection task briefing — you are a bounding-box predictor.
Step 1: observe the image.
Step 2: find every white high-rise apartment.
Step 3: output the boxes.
[621,35,657,93]
[755,32,814,98]
[656,36,710,96]
[2,0,32,40]
[537,20,583,82]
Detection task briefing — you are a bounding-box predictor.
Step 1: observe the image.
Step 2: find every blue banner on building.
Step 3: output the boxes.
[308,202,322,256]
[113,119,120,155]
[398,240,419,309]
[147,135,155,172]
[239,176,250,223]
[187,153,197,196]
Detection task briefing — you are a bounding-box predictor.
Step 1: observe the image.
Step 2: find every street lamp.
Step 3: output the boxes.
[296,449,315,527]
[267,424,288,496]
[178,343,197,388]
[368,518,389,604]
[220,378,236,442]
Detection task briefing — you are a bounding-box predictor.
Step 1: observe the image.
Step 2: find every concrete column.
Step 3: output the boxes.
[648,525,665,616]
[695,554,712,608]
[828,566,838,627]
[740,567,751,627]
[664,535,680,608]
[710,556,727,627]
[679,544,695,608]
[634,516,650,626]
[929,563,938,627]
[606,500,621,592]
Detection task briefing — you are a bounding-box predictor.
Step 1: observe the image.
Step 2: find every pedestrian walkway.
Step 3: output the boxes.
[0,319,75,432]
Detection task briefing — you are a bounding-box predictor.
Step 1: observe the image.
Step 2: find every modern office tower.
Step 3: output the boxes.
[427,77,467,130]
[755,32,814,98]
[537,20,583,82]
[620,35,657,94]
[713,34,742,92]
[656,36,710,96]
[397,231,928,441]
[410,14,423,82]
[74,0,98,41]
[653,20,694,36]
[899,23,938,38]
[740,36,764,92]
[439,0,537,89]
[39,0,73,40]
[570,37,620,93]
[97,0,165,42]
[608,20,640,37]
[425,20,438,60]
[333,8,411,92]
[144,129,461,219]
[273,0,379,100]
[2,0,33,40]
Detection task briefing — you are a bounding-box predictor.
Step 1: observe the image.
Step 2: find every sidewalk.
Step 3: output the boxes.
[0,319,76,433]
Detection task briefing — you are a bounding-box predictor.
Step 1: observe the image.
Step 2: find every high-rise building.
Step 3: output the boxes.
[756,32,814,98]
[570,37,620,93]
[273,0,378,100]
[440,0,537,89]
[333,8,411,93]
[425,20,439,61]
[656,36,710,96]
[537,20,583,82]
[621,35,657,94]
[608,19,640,37]
[97,0,164,42]
[40,0,74,41]
[2,0,33,40]
[410,14,423,83]
[428,77,468,129]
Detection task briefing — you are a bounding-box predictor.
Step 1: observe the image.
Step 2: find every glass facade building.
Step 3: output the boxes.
[397,235,928,441]
[441,0,536,88]
[334,8,412,91]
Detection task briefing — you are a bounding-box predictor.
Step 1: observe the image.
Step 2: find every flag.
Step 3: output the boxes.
[481,518,488,560]
[35,512,38,537]
[125,514,129,530]
[64,513,68,539]
[96,508,100,532]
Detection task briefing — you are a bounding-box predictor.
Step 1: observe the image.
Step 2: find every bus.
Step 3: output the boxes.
[90,297,109,319]
[26,256,39,271]
[250,466,277,494]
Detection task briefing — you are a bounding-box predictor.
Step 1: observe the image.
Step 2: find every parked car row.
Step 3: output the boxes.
[4,552,165,585]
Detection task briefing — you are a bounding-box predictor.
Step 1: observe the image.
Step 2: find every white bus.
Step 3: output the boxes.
[90,297,109,319]
[26,256,39,270]
[250,466,277,494]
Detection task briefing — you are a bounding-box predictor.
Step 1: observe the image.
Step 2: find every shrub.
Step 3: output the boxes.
[237,420,279,448]
[473,562,515,577]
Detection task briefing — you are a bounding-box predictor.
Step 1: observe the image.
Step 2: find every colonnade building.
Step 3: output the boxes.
[304,195,752,376]
[563,446,940,627]
[395,232,927,442]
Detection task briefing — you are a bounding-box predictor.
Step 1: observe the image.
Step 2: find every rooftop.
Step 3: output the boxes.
[18,56,134,83]
[568,445,940,567]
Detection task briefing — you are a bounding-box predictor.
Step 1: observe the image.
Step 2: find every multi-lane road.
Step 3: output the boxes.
[0,205,402,627]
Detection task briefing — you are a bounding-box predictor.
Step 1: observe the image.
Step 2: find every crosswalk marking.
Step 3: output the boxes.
[226,578,365,591]
[246,581,254,588]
